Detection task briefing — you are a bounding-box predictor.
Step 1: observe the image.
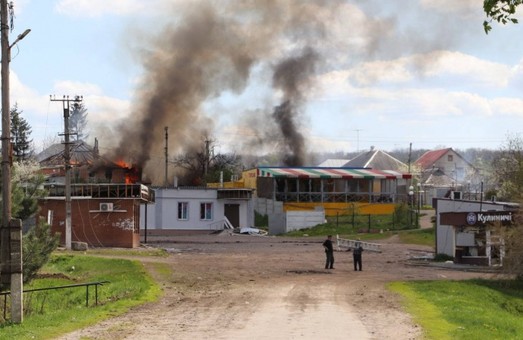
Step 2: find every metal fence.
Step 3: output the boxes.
[1,280,109,322]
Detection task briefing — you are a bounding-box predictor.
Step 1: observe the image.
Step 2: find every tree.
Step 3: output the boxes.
[11,161,48,220]
[487,135,523,281]
[69,98,89,141]
[490,135,523,201]
[10,104,34,162]
[484,0,523,33]
[1,161,59,291]
[172,139,243,186]
[21,218,59,284]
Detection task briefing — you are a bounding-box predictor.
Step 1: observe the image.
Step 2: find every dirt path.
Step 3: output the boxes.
[57,234,494,340]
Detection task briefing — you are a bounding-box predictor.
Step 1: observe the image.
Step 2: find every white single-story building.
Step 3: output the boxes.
[435,197,518,266]
[140,187,254,238]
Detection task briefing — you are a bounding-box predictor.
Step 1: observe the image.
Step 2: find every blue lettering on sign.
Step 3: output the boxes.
[466,212,477,225]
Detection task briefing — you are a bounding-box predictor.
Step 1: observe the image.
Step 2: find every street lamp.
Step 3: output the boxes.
[417,182,421,227]
[1,0,31,323]
[408,185,414,228]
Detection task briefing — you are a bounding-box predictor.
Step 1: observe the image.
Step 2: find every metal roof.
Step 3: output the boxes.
[257,167,411,179]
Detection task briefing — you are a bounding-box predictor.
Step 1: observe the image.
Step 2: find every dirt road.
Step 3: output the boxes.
[58,233,495,340]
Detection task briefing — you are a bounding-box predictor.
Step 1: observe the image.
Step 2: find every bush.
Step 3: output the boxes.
[22,218,60,284]
[434,253,454,262]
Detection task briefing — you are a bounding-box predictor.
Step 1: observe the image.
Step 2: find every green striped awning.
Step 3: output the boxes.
[257,167,411,179]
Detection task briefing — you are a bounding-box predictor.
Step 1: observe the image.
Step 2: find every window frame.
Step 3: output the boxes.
[178,202,189,220]
[200,202,213,221]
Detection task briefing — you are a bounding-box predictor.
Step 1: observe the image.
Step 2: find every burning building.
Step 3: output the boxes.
[37,139,153,248]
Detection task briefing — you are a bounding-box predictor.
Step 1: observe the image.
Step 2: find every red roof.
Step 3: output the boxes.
[415,148,452,169]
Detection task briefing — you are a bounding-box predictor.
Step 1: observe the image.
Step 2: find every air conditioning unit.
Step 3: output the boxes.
[100,203,113,212]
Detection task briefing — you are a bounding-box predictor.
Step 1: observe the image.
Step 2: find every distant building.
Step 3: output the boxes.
[343,147,408,172]
[318,147,407,172]
[415,148,480,203]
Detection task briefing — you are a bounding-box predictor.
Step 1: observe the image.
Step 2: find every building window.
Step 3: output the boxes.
[178,202,189,220]
[448,155,453,162]
[200,202,213,220]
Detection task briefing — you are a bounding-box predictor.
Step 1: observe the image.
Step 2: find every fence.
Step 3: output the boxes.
[1,280,109,322]
[328,210,419,232]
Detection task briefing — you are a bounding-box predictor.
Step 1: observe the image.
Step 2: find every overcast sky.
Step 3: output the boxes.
[8,0,523,160]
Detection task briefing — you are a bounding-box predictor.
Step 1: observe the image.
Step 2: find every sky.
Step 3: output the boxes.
[7,0,523,166]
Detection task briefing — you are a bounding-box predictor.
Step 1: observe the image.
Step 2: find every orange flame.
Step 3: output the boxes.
[116,159,132,169]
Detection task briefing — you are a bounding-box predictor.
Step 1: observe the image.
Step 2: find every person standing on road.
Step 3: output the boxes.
[323,235,334,269]
[353,239,364,271]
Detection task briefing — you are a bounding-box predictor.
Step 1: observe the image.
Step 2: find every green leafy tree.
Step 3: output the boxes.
[490,135,523,201]
[10,104,34,162]
[22,218,59,284]
[69,98,89,141]
[11,161,48,220]
[0,161,58,291]
[484,0,523,33]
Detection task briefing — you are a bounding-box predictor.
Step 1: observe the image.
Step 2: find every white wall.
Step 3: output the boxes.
[268,210,325,235]
[140,188,253,231]
[286,210,325,232]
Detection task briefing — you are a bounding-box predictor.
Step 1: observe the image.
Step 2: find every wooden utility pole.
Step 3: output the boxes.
[50,95,82,250]
[0,0,12,288]
[1,1,30,323]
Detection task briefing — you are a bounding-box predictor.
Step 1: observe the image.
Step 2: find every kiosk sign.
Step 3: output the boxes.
[466,212,513,226]
[466,212,477,225]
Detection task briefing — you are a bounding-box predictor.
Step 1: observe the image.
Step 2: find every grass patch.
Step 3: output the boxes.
[284,221,435,248]
[0,254,161,339]
[390,279,523,339]
[397,228,435,247]
[82,247,169,257]
[284,213,420,238]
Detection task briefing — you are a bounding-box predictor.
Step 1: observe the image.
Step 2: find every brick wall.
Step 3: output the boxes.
[39,198,141,248]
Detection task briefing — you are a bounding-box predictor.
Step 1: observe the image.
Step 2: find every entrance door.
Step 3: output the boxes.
[224,204,240,228]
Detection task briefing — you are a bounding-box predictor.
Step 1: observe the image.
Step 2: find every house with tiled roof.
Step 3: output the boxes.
[318,147,407,172]
[415,148,479,202]
[343,147,408,172]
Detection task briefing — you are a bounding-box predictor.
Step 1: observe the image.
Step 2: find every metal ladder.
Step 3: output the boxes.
[336,235,382,253]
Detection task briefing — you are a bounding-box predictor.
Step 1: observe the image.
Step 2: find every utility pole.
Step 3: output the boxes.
[0,0,13,288]
[50,95,82,250]
[353,129,362,152]
[204,139,210,185]
[1,0,30,324]
[164,126,168,187]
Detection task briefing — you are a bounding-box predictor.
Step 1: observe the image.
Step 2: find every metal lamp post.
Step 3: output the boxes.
[408,186,414,228]
[416,183,422,227]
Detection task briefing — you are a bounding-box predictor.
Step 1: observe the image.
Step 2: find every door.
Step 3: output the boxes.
[224,204,240,228]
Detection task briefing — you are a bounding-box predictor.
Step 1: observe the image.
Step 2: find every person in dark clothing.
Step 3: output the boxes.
[353,240,364,271]
[323,235,334,269]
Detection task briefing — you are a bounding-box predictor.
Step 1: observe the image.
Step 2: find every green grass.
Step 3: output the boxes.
[82,247,169,257]
[390,279,523,339]
[0,254,161,339]
[283,216,436,247]
[396,227,435,247]
[284,213,420,237]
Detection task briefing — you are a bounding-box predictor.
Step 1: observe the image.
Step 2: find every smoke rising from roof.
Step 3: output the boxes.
[272,48,319,166]
[104,0,463,183]
[108,1,344,182]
